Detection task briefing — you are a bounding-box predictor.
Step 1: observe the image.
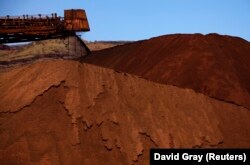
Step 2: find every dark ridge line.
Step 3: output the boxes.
[92,65,250,111]
[1,58,249,111]
[0,80,66,114]
[74,35,91,54]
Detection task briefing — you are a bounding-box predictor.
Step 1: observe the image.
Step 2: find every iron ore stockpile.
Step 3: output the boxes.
[0,33,250,164]
[84,33,250,109]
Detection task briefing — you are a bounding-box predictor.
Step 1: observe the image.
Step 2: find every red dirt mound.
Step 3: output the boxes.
[84,33,250,109]
[0,60,250,164]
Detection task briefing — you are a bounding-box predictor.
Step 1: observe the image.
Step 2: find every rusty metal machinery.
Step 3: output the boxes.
[0,9,90,43]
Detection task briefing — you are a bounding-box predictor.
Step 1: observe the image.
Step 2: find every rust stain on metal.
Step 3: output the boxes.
[0,9,90,43]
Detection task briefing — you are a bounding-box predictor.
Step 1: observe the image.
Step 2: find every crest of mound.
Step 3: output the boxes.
[84,33,250,109]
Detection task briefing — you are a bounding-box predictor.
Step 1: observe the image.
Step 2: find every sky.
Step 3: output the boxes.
[1,0,250,41]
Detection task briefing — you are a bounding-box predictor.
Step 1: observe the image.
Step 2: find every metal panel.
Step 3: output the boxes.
[64,9,90,31]
[64,9,87,19]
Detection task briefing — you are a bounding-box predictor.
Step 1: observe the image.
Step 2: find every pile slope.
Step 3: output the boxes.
[0,60,249,164]
[0,36,88,64]
[84,34,250,109]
